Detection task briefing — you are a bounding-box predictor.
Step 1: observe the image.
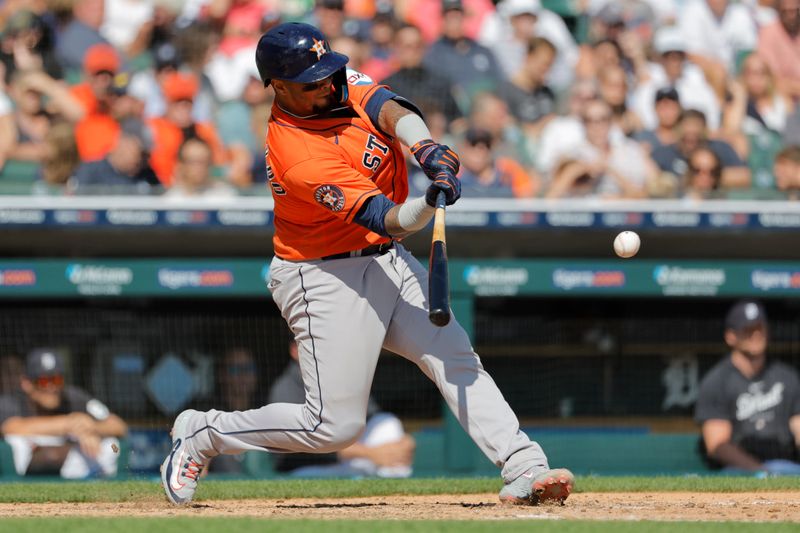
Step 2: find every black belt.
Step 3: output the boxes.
[321,241,394,261]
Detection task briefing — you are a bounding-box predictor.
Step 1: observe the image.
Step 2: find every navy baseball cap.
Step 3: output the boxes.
[25,348,64,378]
[725,300,767,332]
[655,87,680,103]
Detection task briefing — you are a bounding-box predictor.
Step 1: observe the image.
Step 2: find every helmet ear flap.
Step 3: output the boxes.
[332,68,348,103]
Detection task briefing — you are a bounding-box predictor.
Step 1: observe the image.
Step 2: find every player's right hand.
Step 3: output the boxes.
[411,139,460,180]
[425,171,461,206]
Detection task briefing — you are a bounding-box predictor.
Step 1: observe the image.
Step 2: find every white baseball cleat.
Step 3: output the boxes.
[499,467,574,506]
[161,409,205,505]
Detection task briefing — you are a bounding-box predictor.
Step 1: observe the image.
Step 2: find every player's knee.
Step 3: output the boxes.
[316,420,363,452]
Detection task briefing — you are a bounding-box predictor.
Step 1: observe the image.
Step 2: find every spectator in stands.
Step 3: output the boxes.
[72,118,159,193]
[174,22,219,123]
[381,23,463,127]
[163,137,236,199]
[55,0,110,73]
[496,36,556,139]
[773,145,800,199]
[634,87,682,155]
[100,0,154,59]
[724,52,793,188]
[216,68,273,188]
[208,347,262,474]
[36,120,80,189]
[403,0,491,45]
[270,338,415,479]
[148,71,226,187]
[468,92,532,167]
[359,7,397,82]
[424,0,503,110]
[206,2,280,107]
[726,53,793,138]
[309,0,348,41]
[7,69,83,163]
[678,0,757,96]
[695,300,800,476]
[652,109,751,189]
[479,0,578,92]
[0,9,62,83]
[576,38,638,88]
[631,26,721,132]
[456,127,540,198]
[544,98,652,199]
[0,348,127,478]
[598,64,642,137]
[682,147,723,200]
[758,0,800,98]
[128,41,181,119]
[536,79,598,177]
[70,44,145,162]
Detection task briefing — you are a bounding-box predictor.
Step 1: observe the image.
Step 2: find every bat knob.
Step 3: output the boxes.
[429,310,450,327]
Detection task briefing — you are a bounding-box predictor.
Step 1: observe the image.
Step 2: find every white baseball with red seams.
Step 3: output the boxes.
[614,231,641,258]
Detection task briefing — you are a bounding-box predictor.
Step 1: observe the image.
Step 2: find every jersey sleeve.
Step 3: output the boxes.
[346,70,423,133]
[282,156,381,224]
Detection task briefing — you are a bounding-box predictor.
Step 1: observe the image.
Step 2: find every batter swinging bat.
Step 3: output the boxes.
[428,190,450,327]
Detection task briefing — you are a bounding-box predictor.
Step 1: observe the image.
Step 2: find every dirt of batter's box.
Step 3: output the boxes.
[0,492,798,522]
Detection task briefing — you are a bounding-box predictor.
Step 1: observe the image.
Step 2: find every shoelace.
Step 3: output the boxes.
[182,456,204,482]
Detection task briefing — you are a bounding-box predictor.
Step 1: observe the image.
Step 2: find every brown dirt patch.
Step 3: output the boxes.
[0,492,799,521]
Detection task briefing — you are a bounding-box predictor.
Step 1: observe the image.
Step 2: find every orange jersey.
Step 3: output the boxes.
[267,74,409,261]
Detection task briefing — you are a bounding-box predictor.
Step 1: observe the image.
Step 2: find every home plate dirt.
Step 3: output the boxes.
[0,493,798,521]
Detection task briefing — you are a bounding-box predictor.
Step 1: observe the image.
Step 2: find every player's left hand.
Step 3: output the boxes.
[425,171,461,206]
[411,139,460,180]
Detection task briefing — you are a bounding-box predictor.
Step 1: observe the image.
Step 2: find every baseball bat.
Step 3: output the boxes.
[428,190,450,327]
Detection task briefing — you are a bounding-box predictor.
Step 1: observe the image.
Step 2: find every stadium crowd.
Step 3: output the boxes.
[0,0,799,199]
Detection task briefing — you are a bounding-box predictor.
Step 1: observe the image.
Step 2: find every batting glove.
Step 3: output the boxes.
[411,139,460,180]
[425,171,461,207]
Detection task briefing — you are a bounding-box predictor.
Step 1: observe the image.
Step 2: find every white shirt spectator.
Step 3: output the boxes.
[101,0,154,50]
[573,135,650,197]
[205,45,260,102]
[536,118,628,177]
[678,0,757,73]
[478,0,578,91]
[632,62,722,130]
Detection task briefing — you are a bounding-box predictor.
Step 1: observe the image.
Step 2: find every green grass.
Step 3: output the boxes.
[0,519,798,533]
[0,476,798,503]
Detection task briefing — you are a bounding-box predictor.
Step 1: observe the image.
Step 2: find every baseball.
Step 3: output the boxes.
[613,231,640,258]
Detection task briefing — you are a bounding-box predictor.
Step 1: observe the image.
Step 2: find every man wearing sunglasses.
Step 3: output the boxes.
[0,349,127,478]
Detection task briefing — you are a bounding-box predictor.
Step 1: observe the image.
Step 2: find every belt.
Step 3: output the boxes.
[321,241,394,261]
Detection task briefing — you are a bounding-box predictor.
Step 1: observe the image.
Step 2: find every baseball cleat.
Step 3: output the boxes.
[499,467,574,506]
[161,409,205,505]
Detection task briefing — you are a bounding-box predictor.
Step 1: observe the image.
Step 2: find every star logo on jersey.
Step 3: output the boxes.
[309,38,327,60]
[314,184,346,212]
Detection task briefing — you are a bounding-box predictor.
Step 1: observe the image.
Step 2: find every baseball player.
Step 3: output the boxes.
[161,22,573,506]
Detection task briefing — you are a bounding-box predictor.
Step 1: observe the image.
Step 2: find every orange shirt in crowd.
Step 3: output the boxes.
[147,118,225,186]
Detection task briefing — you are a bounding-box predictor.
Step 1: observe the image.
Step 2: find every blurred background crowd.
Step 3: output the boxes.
[1,0,800,200]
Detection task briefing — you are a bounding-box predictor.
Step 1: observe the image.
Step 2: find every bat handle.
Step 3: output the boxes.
[436,190,446,209]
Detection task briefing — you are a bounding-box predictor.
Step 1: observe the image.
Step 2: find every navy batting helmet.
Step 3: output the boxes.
[255,22,349,87]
